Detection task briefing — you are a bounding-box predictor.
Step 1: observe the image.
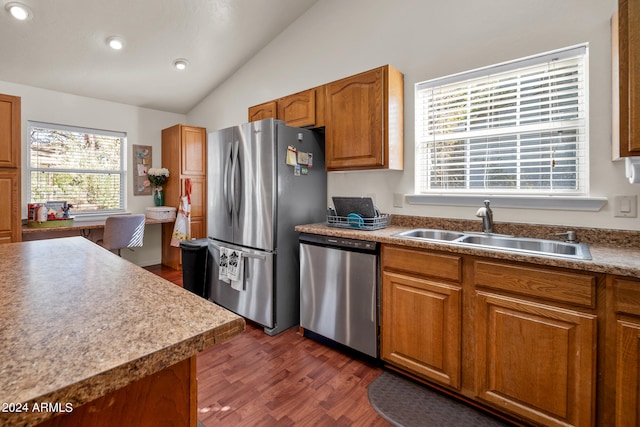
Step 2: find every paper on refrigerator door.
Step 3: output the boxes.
[286,146,297,166]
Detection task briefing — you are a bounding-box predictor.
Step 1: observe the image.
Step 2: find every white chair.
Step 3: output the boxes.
[99,214,146,256]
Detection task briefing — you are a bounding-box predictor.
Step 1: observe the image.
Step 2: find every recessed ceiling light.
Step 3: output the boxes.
[173,59,188,71]
[5,2,32,21]
[106,36,124,50]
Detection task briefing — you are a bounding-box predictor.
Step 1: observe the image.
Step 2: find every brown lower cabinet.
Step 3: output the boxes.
[380,243,628,426]
[608,276,640,427]
[475,292,596,426]
[381,245,462,389]
[35,357,196,426]
[0,169,20,243]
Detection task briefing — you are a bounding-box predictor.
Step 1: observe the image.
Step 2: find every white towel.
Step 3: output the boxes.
[218,247,244,291]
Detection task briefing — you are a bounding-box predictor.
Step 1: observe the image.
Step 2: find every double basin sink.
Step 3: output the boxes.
[392,229,592,260]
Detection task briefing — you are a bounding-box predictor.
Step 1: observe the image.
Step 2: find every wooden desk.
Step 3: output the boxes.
[21,217,174,242]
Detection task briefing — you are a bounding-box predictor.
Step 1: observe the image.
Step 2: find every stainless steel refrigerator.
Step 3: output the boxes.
[206,118,326,335]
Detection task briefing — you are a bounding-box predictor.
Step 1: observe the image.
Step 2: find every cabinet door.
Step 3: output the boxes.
[0,170,20,243]
[248,101,277,122]
[161,124,181,210]
[610,277,640,426]
[475,292,596,427]
[181,126,206,176]
[616,320,640,427]
[0,94,20,169]
[161,124,206,269]
[189,218,204,241]
[628,0,640,152]
[616,0,640,156]
[325,67,384,170]
[277,89,316,127]
[381,271,462,388]
[184,176,206,238]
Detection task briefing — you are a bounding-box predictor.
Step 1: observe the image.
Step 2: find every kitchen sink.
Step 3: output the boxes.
[392,229,592,260]
[458,234,591,260]
[393,228,465,241]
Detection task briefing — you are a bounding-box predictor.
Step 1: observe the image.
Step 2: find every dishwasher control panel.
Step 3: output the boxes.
[300,233,378,253]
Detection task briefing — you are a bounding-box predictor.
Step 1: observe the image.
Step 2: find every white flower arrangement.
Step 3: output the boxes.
[147,167,170,187]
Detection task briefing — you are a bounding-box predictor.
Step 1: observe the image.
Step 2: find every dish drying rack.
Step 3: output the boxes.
[326,213,390,230]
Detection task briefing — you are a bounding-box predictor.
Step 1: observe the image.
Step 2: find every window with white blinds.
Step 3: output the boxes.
[28,121,126,213]
[415,45,588,195]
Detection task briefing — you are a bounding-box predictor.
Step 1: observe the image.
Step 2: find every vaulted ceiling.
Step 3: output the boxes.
[0,0,318,113]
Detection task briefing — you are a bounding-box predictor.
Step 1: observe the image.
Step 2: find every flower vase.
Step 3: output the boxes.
[154,187,165,206]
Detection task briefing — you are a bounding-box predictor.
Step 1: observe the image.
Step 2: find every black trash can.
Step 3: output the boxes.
[180,238,209,298]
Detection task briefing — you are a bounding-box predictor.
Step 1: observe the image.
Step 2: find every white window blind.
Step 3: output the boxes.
[415,45,588,195]
[28,121,126,213]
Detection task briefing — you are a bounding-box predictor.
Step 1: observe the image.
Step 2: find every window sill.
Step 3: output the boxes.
[73,210,129,222]
[406,194,607,211]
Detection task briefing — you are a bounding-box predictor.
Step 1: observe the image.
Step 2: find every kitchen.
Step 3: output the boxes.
[0,0,638,426]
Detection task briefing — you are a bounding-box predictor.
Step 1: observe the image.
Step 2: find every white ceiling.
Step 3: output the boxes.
[0,0,318,114]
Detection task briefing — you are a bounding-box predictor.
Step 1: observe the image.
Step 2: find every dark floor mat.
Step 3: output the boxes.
[368,371,515,427]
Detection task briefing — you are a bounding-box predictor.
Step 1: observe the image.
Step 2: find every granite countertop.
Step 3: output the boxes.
[295,217,640,278]
[0,237,245,427]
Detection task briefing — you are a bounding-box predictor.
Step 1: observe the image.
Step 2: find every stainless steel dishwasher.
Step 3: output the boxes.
[299,233,379,358]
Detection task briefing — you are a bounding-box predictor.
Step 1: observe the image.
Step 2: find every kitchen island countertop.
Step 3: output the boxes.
[0,236,245,427]
[295,221,640,278]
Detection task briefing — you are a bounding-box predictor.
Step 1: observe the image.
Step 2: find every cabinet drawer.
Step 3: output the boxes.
[612,276,640,316]
[382,245,461,283]
[473,260,596,308]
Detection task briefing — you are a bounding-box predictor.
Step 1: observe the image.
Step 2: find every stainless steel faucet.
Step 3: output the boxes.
[556,230,577,243]
[475,200,494,233]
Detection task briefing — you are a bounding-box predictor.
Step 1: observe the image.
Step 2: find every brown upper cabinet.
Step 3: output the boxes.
[248,87,324,129]
[0,93,21,169]
[325,65,403,171]
[613,0,640,158]
[247,65,404,171]
[277,88,318,128]
[0,94,21,244]
[248,100,277,123]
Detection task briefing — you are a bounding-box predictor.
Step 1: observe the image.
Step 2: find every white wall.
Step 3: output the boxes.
[188,0,640,231]
[0,80,186,266]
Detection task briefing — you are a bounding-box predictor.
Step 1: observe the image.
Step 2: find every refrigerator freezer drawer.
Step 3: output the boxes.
[207,241,274,328]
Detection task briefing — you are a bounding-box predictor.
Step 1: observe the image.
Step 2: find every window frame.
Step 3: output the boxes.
[27,120,127,217]
[414,44,590,198]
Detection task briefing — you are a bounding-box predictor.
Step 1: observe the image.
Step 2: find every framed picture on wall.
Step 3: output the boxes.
[133,144,152,195]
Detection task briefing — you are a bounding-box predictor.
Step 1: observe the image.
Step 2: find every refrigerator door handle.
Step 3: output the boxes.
[231,139,241,219]
[223,142,233,220]
[229,141,239,215]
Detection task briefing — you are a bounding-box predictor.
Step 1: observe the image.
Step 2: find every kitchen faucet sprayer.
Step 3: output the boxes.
[475,200,494,233]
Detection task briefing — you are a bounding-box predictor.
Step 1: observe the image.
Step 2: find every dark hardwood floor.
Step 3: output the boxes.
[145,264,389,426]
